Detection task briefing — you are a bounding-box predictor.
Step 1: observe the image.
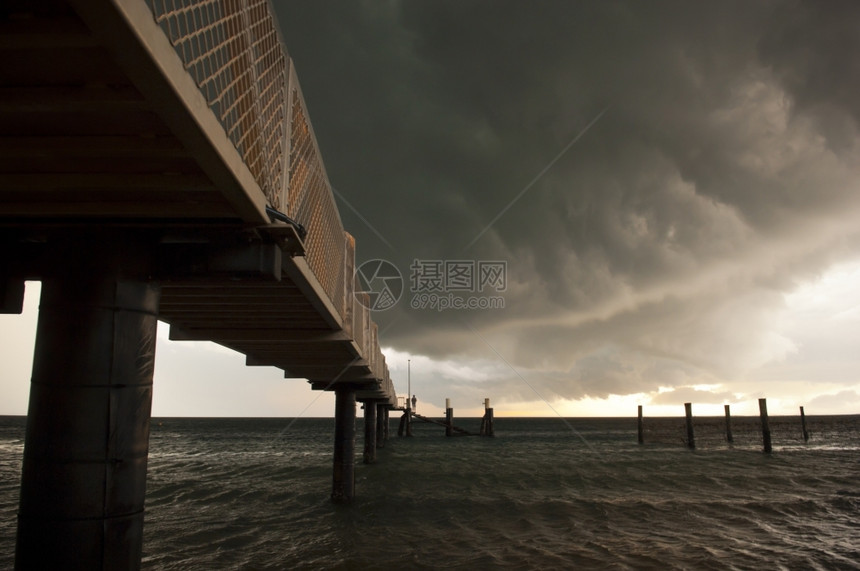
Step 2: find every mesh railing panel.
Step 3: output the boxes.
[289,91,345,317]
[146,0,287,210]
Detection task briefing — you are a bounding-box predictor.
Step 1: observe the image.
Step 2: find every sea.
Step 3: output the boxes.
[1,414,859,569]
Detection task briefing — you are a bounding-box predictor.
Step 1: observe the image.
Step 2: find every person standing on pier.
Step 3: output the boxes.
[411,395,417,413]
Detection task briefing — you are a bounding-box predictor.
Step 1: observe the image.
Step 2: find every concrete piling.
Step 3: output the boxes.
[684,402,695,449]
[724,404,734,444]
[637,405,644,444]
[331,388,356,502]
[16,265,159,569]
[759,398,772,453]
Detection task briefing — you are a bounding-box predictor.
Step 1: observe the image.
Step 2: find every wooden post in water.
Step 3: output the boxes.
[480,398,495,437]
[759,398,772,453]
[684,402,695,449]
[800,406,809,442]
[724,404,734,444]
[363,402,377,464]
[332,387,356,502]
[637,405,644,444]
[445,398,453,437]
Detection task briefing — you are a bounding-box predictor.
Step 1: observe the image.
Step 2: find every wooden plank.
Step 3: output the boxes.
[0,46,128,86]
[0,199,234,219]
[168,327,346,342]
[0,136,189,159]
[0,107,173,137]
[0,86,148,113]
[0,173,215,192]
[282,255,343,330]
[0,15,95,50]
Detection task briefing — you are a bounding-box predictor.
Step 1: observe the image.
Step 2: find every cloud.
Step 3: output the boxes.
[273,1,860,412]
[809,390,860,411]
[650,386,739,406]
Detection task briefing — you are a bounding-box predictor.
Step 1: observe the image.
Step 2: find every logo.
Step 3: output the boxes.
[355,259,403,311]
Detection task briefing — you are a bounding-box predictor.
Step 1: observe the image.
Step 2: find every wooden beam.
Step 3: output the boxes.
[168,326,347,342]
[0,173,215,192]
[0,15,96,50]
[282,255,343,330]
[0,86,148,113]
[0,136,189,159]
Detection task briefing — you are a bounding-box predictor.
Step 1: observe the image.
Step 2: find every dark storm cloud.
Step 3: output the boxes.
[274,1,860,402]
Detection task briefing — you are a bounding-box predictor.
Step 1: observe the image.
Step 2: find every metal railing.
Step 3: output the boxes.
[145,0,389,394]
[146,0,287,210]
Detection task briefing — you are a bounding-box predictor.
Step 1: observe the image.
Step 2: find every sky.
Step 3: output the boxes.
[2,1,860,418]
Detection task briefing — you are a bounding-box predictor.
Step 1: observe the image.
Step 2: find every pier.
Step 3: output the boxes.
[1,0,397,567]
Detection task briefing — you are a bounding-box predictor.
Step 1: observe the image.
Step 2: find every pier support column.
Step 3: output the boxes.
[16,249,159,570]
[332,387,357,502]
[363,401,377,464]
[375,404,385,449]
[637,405,644,444]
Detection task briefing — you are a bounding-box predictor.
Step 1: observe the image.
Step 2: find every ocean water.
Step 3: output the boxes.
[1,415,859,569]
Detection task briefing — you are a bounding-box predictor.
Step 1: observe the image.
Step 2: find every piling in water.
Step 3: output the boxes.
[800,406,809,442]
[480,399,495,437]
[406,406,414,437]
[759,398,772,453]
[684,403,695,449]
[445,398,453,437]
[724,404,734,444]
[16,270,159,568]
[637,405,644,444]
[332,388,356,503]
